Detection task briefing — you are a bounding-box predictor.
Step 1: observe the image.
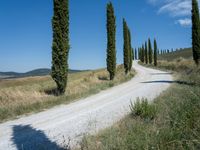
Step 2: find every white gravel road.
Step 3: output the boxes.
[0,61,173,150]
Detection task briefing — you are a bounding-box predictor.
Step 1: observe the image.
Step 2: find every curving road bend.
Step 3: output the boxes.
[0,61,173,149]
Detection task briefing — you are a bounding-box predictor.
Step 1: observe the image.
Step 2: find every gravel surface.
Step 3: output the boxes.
[0,61,173,149]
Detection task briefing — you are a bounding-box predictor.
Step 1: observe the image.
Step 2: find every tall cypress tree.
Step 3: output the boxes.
[106,2,116,80]
[123,19,129,74]
[138,48,141,61]
[135,48,137,60]
[154,39,158,66]
[145,42,148,64]
[51,0,70,95]
[141,45,145,63]
[192,0,200,65]
[128,28,132,71]
[148,38,153,64]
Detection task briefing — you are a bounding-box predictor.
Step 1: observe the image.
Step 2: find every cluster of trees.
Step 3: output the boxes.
[138,38,158,66]
[106,2,133,79]
[160,49,171,55]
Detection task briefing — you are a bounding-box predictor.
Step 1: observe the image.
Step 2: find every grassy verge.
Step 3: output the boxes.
[0,65,135,122]
[158,48,192,61]
[78,59,200,150]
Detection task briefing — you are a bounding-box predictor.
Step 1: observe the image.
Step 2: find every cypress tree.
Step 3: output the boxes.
[106,2,116,80]
[135,48,137,60]
[123,19,129,74]
[128,28,132,71]
[138,48,141,61]
[148,38,153,64]
[145,42,148,64]
[154,39,158,66]
[141,45,145,63]
[51,0,70,95]
[192,0,200,65]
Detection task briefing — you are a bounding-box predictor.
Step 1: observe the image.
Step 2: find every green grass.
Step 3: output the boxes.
[78,59,200,150]
[158,48,192,61]
[0,65,135,122]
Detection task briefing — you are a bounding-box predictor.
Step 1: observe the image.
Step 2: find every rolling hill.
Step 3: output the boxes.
[158,48,192,61]
[0,68,83,79]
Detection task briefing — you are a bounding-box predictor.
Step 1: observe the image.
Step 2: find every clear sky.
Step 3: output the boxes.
[0,0,194,72]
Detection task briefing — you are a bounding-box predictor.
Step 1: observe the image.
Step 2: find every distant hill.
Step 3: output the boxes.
[158,48,192,61]
[0,68,83,79]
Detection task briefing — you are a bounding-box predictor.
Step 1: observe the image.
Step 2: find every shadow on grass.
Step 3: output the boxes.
[44,88,61,96]
[12,125,67,150]
[98,76,109,81]
[141,80,195,86]
[150,72,173,75]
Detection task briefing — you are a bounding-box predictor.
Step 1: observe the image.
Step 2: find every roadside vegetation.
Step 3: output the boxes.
[0,65,135,122]
[78,58,200,150]
[158,48,192,61]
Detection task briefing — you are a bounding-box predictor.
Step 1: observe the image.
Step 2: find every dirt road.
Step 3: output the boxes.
[0,61,173,149]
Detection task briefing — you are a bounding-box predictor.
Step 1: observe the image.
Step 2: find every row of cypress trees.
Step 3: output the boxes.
[106,2,133,80]
[50,0,200,95]
[51,1,134,95]
[138,39,158,66]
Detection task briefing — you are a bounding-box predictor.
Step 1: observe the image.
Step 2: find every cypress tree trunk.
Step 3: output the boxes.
[123,19,129,74]
[106,2,116,80]
[148,38,153,64]
[51,0,70,95]
[154,39,158,66]
[192,0,200,65]
[145,42,148,64]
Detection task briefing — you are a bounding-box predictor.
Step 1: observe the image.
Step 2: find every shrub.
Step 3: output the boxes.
[130,98,157,120]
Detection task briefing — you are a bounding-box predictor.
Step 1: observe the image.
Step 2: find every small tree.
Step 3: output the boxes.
[51,0,70,95]
[106,2,116,80]
[145,42,148,64]
[154,39,158,66]
[148,38,153,64]
[192,0,200,65]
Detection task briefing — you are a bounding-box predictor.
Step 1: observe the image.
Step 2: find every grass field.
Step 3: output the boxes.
[0,65,135,122]
[158,48,192,61]
[78,59,200,150]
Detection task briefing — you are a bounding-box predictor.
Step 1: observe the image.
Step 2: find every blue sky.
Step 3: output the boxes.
[0,0,194,72]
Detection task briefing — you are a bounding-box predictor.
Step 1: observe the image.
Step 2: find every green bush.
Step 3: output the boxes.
[130,98,157,120]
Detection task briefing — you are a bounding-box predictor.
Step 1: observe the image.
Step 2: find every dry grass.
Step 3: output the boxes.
[0,65,135,122]
[78,59,200,150]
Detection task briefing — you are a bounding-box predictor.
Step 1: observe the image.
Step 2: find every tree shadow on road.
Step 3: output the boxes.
[11,125,67,150]
[141,80,195,86]
[150,72,173,75]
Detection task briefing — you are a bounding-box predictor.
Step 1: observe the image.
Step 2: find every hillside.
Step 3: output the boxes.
[0,68,83,79]
[158,48,192,61]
